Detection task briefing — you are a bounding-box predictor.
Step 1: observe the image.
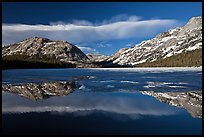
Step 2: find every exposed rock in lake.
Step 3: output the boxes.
[141,91,202,118]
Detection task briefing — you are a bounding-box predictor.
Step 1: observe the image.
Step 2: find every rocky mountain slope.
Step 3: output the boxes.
[2,37,89,62]
[107,16,202,66]
[141,91,202,118]
[135,48,202,67]
[86,53,109,62]
[2,37,101,68]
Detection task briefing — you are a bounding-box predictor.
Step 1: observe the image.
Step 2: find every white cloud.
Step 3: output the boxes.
[126,42,134,47]
[50,14,141,26]
[2,15,180,46]
[77,46,98,54]
[100,14,141,25]
[71,20,94,26]
[97,41,112,48]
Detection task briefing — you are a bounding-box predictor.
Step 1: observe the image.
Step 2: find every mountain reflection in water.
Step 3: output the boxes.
[2,68,202,135]
[2,80,202,118]
[141,91,202,118]
[2,76,94,100]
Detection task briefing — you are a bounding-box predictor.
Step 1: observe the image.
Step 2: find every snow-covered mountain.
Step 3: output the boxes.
[108,16,202,66]
[2,37,89,62]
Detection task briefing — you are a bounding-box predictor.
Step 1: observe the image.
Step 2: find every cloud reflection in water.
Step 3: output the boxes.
[2,91,182,120]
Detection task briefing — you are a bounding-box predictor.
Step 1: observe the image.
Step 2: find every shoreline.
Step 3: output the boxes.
[2,66,202,71]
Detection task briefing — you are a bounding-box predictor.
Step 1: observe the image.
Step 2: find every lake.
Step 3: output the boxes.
[2,67,202,135]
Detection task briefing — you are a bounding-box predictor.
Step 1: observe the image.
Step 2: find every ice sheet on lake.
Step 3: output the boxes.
[86,67,202,72]
[120,81,139,84]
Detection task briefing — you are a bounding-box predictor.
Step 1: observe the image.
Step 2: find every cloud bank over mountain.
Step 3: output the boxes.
[2,15,180,47]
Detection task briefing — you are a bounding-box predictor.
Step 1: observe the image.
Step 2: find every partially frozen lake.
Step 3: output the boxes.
[2,67,202,135]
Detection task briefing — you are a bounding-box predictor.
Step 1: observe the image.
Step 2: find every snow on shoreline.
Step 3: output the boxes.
[86,66,202,72]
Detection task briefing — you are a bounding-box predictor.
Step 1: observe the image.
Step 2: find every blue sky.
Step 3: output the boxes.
[2,2,202,55]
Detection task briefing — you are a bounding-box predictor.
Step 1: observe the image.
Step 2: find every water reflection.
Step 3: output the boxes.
[2,82,202,119]
[2,68,202,135]
[1,76,95,100]
[141,91,202,118]
[2,90,192,119]
[2,81,78,100]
